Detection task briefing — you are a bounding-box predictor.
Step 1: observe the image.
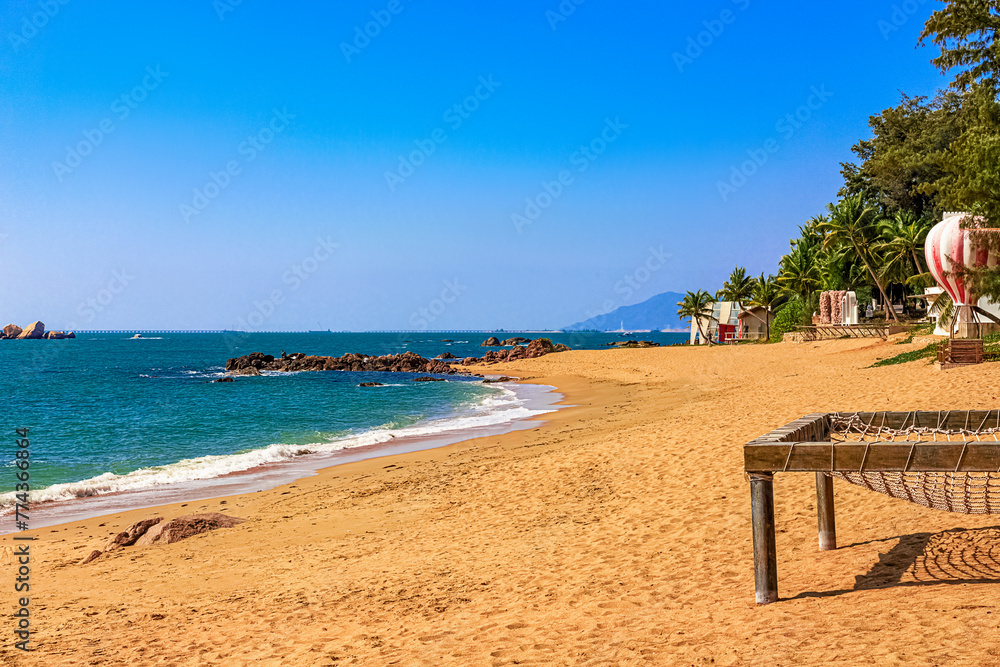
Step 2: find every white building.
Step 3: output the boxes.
[920,286,1000,336]
[689,301,739,345]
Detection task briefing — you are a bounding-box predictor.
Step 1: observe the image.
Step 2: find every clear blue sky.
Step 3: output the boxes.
[0,0,947,331]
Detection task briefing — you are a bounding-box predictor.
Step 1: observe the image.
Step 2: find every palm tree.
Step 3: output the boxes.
[747,274,781,341]
[876,211,933,287]
[716,266,754,309]
[777,243,821,302]
[677,290,716,345]
[820,195,899,322]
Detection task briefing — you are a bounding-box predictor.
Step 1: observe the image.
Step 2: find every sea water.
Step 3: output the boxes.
[0,331,686,523]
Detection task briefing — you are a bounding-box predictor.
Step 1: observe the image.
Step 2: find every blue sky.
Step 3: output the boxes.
[0,0,947,331]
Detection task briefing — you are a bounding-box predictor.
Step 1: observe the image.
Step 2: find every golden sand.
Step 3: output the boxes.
[5,336,1000,665]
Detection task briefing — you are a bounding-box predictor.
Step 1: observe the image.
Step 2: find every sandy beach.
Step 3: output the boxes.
[6,336,1000,665]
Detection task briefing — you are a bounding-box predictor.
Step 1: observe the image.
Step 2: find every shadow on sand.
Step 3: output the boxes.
[788,525,1000,601]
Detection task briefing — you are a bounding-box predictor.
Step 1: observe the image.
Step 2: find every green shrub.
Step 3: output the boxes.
[769,299,808,343]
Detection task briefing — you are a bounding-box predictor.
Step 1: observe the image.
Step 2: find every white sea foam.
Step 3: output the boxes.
[0,386,551,513]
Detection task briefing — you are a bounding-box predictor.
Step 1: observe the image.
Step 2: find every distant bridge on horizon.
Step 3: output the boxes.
[68,330,569,335]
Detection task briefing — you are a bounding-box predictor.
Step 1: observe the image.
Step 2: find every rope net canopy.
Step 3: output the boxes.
[830,412,1000,514]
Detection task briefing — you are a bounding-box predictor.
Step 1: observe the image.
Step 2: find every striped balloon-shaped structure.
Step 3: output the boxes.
[925,213,997,307]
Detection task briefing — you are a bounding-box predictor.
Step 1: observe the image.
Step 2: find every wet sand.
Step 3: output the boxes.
[5,335,1000,665]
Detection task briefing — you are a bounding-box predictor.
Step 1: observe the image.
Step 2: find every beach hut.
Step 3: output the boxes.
[738,306,775,341]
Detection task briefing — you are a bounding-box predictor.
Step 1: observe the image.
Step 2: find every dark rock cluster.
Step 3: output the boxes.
[462,338,570,365]
[226,351,458,375]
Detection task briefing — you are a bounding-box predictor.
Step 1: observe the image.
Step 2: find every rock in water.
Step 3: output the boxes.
[500,337,531,346]
[435,352,457,359]
[413,376,445,382]
[359,382,384,387]
[2,324,22,339]
[607,340,660,348]
[480,337,501,347]
[212,377,236,383]
[226,351,457,375]
[460,338,569,365]
[134,513,245,547]
[15,321,44,339]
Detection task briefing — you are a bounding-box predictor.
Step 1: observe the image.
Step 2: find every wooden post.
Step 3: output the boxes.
[815,472,836,551]
[750,472,778,604]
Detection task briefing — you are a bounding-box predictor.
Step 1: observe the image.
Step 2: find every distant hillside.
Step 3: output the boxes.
[563,292,690,332]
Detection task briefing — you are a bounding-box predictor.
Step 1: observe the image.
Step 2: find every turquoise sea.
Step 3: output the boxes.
[0,331,686,522]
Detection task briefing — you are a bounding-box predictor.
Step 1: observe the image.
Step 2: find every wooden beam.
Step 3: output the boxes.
[750,473,778,605]
[815,473,836,551]
[744,440,1000,472]
[830,410,1000,431]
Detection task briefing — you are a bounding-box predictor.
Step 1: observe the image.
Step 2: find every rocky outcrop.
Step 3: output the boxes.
[230,366,261,376]
[15,321,44,339]
[483,376,516,383]
[81,513,245,564]
[480,337,501,347]
[82,517,165,563]
[105,517,164,551]
[462,338,570,365]
[135,513,245,547]
[1,322,74,340]
[212,377,235,383]
[413,376,445,382]
[226,351,458,376]
[500,337,531,346]
[359,382,384,387]
[435,352,457,359]
[606,340,661,348]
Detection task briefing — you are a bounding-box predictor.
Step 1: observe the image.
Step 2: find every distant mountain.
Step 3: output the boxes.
[563,291,690,332]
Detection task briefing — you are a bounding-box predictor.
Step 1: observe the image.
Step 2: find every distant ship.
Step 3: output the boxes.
[131,333,143,339]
